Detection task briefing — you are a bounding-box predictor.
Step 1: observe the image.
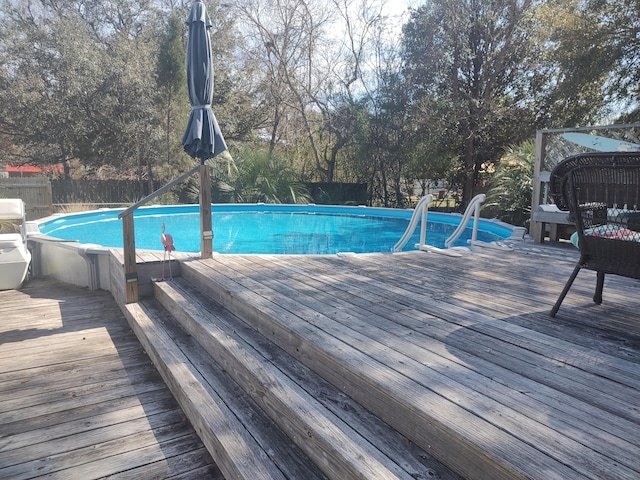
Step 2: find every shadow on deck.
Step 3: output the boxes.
[0,278,222,479]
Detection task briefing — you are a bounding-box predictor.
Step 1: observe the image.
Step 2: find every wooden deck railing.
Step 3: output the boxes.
[117,164,213,303]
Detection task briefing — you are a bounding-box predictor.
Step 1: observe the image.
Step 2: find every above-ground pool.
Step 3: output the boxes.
[37,204,515,254]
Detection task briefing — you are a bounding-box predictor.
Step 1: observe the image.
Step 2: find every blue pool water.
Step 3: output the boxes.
[38,204,514,254]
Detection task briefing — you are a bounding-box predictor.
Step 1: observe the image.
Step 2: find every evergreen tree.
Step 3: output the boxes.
[156,11,189,183]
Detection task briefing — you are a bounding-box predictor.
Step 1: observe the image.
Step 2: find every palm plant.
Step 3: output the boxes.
[484,140,535,228]
[190,148,311,204]
[237,150,310,204]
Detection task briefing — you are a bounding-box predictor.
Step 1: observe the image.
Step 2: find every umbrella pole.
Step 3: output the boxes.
[199,161,213,258]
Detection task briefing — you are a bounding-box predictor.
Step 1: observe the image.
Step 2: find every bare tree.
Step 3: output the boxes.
[234,0,389,183]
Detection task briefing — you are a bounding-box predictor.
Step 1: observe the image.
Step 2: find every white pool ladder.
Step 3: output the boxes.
[444,193,486,248]
[393,194,433,252]
[394,193,502,255]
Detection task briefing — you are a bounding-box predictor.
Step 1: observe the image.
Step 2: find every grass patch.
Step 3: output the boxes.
[429,197,459,209]
[55,203,99,214]
[0,219,21,234]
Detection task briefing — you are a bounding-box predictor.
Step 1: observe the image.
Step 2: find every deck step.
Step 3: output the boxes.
[153,277,458,480]
[122,299,324,480]
[178,256,623,480]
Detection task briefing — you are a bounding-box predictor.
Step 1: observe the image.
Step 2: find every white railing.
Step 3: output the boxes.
[394,193,506,256]
[444,193,486,248]
[393,194,433,252]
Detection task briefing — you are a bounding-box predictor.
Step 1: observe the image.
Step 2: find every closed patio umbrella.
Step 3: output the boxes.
[182,0,227,258]
[182,0,227,161]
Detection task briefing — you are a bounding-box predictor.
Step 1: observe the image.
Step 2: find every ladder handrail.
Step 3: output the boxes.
[393,195,433,252]
[117,164,209,304]
[118,165,200,219]
[444,193,486,248]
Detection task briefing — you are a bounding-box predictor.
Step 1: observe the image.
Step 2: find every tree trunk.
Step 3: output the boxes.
[63,159,71,180]
[147,159,154,196]
[462,134,475,208]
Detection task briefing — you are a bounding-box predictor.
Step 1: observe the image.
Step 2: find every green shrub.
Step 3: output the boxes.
[484,140,535,228]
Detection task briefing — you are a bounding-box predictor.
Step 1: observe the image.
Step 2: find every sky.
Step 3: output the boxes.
[383,0,421,17]
[379,0,422,34]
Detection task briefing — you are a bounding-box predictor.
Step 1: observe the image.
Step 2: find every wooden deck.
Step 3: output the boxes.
[2,239,639,479]
[0,279,222,479]
[167,242,640,480]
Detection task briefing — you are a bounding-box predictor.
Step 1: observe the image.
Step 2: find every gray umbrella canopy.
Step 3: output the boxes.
[182,1,227,161]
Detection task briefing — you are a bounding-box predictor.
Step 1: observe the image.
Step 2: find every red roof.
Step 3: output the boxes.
[6,164,42,173]
[5,164,64,174]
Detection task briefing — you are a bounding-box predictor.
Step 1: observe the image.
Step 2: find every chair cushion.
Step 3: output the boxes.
[570,225,640,249]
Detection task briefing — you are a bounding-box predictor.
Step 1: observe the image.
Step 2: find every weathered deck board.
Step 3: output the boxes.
[154,277,447,480]
[0,278,222,479]
[159,280,457,480]
[2,240,639,479]
[239,253,640,445]
[186,259,566,479]
[180,241,640,480]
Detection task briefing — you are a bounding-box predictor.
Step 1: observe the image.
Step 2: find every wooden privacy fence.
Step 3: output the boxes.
[51,179,161,205]
[0,177,52,220]
[304,182,368,205]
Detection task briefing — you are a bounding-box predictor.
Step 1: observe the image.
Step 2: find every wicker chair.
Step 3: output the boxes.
[549,152,640,317]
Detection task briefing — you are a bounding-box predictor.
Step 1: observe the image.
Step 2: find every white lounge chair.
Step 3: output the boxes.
[0,199,31,290]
